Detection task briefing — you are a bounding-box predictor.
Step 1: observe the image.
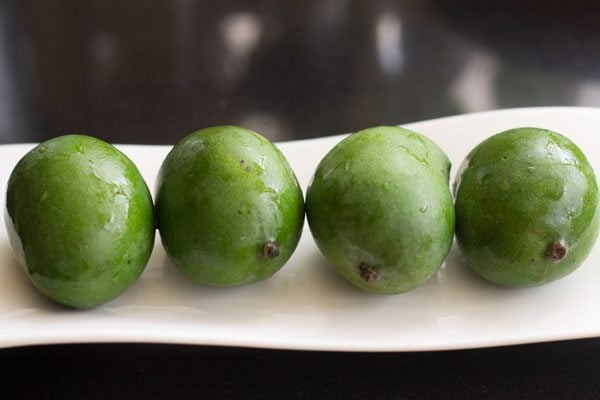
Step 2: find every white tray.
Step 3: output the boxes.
[1,107,599,351]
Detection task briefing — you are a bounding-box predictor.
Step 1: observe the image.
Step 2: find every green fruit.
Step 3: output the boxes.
[454,127,600,287]
[305,126,455,294]
[5,135,155,308]
[155,126,304,286]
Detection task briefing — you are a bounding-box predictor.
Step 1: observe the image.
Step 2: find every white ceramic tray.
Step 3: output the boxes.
[1,107,599,351]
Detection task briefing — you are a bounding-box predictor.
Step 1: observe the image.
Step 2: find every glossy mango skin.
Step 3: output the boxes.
[155,126,304,286]
[454,128,600,287]
[305,126,455,294]
[4,135,155,308]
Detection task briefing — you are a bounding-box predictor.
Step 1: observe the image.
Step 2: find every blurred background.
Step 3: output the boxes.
[2,0,600,144]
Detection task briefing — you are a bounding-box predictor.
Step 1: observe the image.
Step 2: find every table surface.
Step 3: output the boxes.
[2,1,600,398]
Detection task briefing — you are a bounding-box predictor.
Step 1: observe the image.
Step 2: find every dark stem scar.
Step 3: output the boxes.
[263,240,279,258]
[547,241,568,260]
[359,262,378,283]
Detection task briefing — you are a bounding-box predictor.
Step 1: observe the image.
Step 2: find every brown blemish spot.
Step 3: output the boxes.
[528,258,535,265]
[359,262,378,283]
[548,241,568,260]
[263,241,279,258]
[241,160,252,172]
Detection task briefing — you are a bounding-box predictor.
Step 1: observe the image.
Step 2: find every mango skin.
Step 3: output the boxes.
[5,135,155,308]
[155,126,304,286]
[305,126,455,294]
[454,128,600,287]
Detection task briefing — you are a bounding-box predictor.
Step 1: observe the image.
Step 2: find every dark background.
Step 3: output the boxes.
[2,0,600,398]
[3,0,600,145]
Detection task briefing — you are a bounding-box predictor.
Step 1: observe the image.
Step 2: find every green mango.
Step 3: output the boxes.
[5,135,155,308]
[454,127,600,287]
[155,126,304,286]
[305,126,455,294]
